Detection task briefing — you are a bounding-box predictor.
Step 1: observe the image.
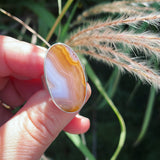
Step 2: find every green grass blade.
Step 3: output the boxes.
[46,0,74,43]
[57,0,62,41]
[80,56,126,160]
[38,18,49,38]
[58,0,62,15]
[65,133,96,160]
[21,2,56,28]
[134,86,156,146]
[94,67,120,110]
[60,1,79,41]
[20,1,57,42]
[105,67,120,99]
[126,81,141,105]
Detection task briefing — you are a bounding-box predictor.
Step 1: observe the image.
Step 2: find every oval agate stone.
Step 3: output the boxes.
[44,43,87,112]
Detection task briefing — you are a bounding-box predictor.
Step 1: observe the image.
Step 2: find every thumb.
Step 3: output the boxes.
[0,90,78,160]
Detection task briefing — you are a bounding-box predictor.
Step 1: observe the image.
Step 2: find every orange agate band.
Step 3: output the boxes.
[44,43,87,113]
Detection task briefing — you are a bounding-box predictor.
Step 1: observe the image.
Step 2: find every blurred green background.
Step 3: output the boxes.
[1,0,160,159]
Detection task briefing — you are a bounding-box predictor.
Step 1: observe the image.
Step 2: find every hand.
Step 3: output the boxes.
[0,36,91,160]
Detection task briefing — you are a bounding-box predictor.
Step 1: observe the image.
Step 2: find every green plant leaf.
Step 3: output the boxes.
[60,1,79,41]
[80,55,126,160]
[45,0,74,43]
[134,86,156,146]
[21,2,56,28]
[38,18,49,38]
[65,133,96,160]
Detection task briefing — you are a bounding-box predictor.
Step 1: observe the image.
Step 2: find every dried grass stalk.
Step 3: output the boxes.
[66,3,160,89]
[76,1,154,22]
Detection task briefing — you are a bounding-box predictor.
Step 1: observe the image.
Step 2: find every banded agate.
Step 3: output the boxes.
[44,43,87,112]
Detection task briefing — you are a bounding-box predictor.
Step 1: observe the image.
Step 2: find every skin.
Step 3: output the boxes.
[0,36,91,160]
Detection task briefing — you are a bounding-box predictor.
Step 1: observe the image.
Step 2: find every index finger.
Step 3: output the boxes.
[0,36,47,79]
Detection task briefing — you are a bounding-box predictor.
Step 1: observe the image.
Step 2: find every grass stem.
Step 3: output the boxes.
[45,0,74,44]
[134,86,156,146]
[80,55,126,160]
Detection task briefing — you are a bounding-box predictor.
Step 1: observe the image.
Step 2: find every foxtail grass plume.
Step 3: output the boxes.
[66,0,160,89]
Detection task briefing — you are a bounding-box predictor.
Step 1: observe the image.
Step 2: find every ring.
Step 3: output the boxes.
[0,100,12,110]
[44,43,87,113]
